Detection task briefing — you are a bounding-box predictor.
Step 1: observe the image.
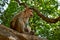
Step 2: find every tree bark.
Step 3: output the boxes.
[0,24,47,40]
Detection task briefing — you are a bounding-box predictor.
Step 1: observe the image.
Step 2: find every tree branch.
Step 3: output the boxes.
[15,0,28,7]
[15,0,60,23]
[30,7,60,23]
[0,24,47,40]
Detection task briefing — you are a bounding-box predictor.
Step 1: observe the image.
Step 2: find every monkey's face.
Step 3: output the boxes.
[28,9,33,17]
[24,8,33,18]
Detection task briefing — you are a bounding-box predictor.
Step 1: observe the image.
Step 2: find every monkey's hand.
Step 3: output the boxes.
[24,26,31,32]
[30,30,35,35]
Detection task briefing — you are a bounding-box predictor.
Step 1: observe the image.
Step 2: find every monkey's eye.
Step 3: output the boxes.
[30,10,33,12]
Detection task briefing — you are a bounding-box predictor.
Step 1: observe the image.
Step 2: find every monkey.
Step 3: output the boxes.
[10,7,35,35]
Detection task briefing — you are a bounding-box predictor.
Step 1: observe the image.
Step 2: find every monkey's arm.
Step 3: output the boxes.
[15,18,26,33]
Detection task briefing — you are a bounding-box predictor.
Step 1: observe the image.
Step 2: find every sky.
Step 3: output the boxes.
[58,0,60,10]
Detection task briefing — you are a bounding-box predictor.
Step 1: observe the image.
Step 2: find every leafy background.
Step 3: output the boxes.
[0,0,60,40]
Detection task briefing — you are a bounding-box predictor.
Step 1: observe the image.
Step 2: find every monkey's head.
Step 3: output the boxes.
[25,8,33,18]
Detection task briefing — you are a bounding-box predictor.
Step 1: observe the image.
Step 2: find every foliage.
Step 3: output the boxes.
[0,0,60,40]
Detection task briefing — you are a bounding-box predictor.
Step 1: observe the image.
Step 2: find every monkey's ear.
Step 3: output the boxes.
[24,7,29,12]
[25,7,32,11]
[25,7,29,9]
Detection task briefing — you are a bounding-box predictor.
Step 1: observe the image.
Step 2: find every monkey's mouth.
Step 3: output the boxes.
[29,14,33,17]
[30,15,33,17]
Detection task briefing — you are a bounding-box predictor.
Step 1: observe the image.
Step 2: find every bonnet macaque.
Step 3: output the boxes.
[10,7,34,35]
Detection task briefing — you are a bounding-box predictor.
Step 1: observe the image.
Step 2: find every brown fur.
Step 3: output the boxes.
[10,8,33,33]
